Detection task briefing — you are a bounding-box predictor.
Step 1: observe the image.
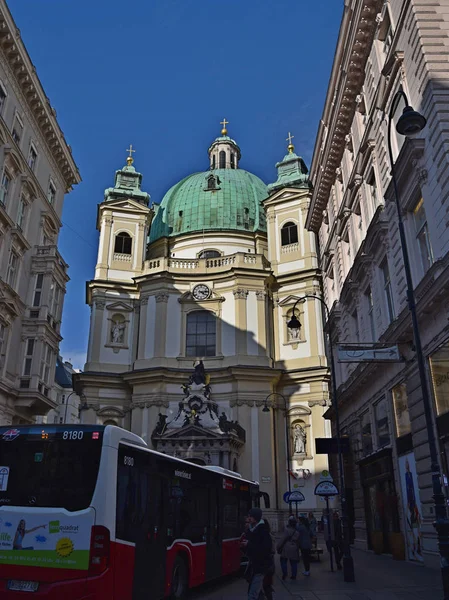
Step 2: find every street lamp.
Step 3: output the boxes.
[262,392,293,513]
[288,295,355,582]
[63,392,86,423]
[388,89,449,596]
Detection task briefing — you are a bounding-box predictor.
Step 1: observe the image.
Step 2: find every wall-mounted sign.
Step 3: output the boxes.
[337,344,401,363]
[261,476,271,483]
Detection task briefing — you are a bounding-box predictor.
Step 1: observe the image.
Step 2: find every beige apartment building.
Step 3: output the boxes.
[73,126,332,522]
[0,1,80,425]
[307,0,449,566]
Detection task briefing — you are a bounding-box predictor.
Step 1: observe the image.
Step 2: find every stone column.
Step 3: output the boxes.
[137,297,148,359]
[256,290,268,356]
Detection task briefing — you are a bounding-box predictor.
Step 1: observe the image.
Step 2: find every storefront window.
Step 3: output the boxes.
[392,383,411,437]
[375,399,390,448]
[361,411,373,456]
[429,340,449,416]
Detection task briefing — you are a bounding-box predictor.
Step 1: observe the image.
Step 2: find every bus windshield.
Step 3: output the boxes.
[0,426,104,512]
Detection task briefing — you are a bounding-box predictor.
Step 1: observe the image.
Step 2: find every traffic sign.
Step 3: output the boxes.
[288,490,305,502]
[283,491,291,504]
[314,481,339,497]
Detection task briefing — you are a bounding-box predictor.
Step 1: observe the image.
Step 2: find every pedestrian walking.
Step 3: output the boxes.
[308,511,318,548]
[241,507,273,600]
[297,516,312,576]
[276,515,300,580]
[262,519,275,600]
[323,509,343,570]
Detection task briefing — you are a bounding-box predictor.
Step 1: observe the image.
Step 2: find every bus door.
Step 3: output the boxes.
[205,483,222,581]
[132,473,166,600]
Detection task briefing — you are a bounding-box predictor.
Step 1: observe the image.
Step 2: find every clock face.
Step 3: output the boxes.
[192,284,210,301]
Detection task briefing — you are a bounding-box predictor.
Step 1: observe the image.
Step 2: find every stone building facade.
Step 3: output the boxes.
[74,127,332,518]
[0,1,80,425]
[307,0,449,565]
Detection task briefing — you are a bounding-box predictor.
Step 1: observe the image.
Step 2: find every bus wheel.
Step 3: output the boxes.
[171,556,188,599]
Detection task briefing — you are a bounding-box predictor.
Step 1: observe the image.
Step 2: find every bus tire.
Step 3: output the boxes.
[171,555,188,599]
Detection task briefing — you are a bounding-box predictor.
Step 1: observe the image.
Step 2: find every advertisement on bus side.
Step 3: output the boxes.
[0,509,94,570]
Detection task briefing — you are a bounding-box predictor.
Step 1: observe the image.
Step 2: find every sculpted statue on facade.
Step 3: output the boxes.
[111,319,125,344]
[293,423,307,454]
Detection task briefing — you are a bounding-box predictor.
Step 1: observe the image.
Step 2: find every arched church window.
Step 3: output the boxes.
[219,151,226,169]
[114,231,132,255]
[281,222,298,246]
[186,311,216,357]
[198,250,221,259]
[230,153,235,169]
[212,155,216,169]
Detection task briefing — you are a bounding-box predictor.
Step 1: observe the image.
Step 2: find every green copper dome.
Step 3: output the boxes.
[149,168,267,242]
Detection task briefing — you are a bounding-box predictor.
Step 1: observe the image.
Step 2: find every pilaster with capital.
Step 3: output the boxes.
[95,214,113,279]
[234,288,248,355]
[154,292,169,357]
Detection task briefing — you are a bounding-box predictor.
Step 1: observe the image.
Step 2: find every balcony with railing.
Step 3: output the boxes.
[33,245,68,274]
[144,252,271,274]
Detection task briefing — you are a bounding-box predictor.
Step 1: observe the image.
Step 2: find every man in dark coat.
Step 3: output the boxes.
[242,507,273,600]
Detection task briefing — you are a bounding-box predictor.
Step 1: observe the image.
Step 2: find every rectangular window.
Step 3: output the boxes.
[429,340,449,417]
[0,171,11,206]
[48,280,61,319]
[23,338,35,376]
[186,311,216,357]
[6,250,19,288]
[0,323,7,366]
[40,343,53,384]
[33,273,44,307]
[28,145,38,171]
[12,114,23,145]
[352,309,359,342]
[392,383,411,437]
[413,198,433,274]
[375,398,390,448]
[361,411,373,456]
[367,170,377,214]
[365,286,376,340]
[17,196,26,230]
[0,84,7,114]
[47,181,56,205]
[381,259,394,323]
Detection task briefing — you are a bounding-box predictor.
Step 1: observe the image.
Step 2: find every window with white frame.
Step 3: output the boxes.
[365,286,376,340]
[40,343,53,384]
[0,171,11,206]
[48,280,62,319]
[381,258,394,323]
[367,169,377,215]
[23,338,35,376]
[47,181,56,205]
[375,398,390,448]
[377,9,393,56]
[6,250,19,288]
[413,198,433,274]
[361,411,373,456]
[33,273,44,307]
[28,144,38,171]
[186,311,216,357]
[0,82,7,114]
[281,222,299,246]
[12,113,23,145]
[17,195,26,230]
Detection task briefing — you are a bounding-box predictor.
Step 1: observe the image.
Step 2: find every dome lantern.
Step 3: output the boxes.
[208,118,241,170]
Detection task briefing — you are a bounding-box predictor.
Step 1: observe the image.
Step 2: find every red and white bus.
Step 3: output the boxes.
[0,424,267,599]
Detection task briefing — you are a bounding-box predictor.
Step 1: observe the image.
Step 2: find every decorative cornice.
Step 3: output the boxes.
[0,7,81,190]
[307,0,383,233]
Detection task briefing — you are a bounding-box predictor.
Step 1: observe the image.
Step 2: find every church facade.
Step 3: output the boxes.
[74,124,331,517]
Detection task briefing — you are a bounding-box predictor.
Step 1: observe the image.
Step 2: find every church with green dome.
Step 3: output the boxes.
[74,122,330,522]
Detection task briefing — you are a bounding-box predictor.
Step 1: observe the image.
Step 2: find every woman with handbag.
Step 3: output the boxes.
[276,515,300,580]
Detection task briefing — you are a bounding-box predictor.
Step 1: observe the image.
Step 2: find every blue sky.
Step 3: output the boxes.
[11,0,342,370]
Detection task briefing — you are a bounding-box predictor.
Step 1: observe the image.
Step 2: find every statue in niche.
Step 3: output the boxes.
[111,319,125,344]
[293,424,307,454]
[288,323,301,341]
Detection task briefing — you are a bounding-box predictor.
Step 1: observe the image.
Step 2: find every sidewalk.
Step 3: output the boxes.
[189,546,444,599]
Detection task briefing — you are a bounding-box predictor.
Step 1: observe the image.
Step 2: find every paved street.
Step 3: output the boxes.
[189,547,443,600]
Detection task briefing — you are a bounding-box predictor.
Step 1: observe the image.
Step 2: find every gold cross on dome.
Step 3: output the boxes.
[286,132,295,153]
[220,118,229,135]
[126,144,136,165]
